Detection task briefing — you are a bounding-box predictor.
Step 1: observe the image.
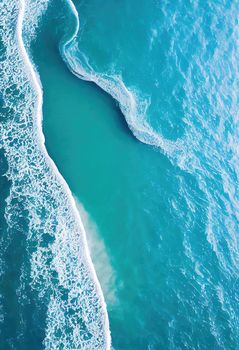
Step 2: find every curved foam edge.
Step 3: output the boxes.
[18,2,111,348]
[0,0,111,348]
[62,0,183,161]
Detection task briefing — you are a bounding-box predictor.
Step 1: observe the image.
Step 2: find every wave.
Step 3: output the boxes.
[0,0,111,348]
[61,0,184,160]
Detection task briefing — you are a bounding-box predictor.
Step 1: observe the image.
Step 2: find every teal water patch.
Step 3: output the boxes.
[32,0,239,349]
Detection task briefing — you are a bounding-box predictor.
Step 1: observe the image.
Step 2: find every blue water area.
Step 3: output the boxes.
[0,0,239,348]
[33,0,239,348]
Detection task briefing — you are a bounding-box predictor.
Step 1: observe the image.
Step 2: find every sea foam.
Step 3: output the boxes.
[62,0,183,160]
[74,198,118,306]
[0,0,111,348]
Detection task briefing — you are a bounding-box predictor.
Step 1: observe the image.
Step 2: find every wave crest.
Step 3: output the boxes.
[61,0,183,160]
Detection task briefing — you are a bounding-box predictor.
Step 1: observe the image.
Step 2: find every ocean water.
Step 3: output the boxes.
[0,0,239,349]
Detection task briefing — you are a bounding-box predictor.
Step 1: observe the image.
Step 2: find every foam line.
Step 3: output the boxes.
[63,0,182,159]
[17,0,111,348]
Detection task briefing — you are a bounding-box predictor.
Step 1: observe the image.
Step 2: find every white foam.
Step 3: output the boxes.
[0,0,111,348]
[74,198,118,306]
[62,0,182,160]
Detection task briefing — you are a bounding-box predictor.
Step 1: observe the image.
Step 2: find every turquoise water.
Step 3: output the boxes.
[1,0,239,349]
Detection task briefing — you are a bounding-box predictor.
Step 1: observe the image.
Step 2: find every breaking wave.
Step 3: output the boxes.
[61,0,183,159]
[0,0,111,348]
